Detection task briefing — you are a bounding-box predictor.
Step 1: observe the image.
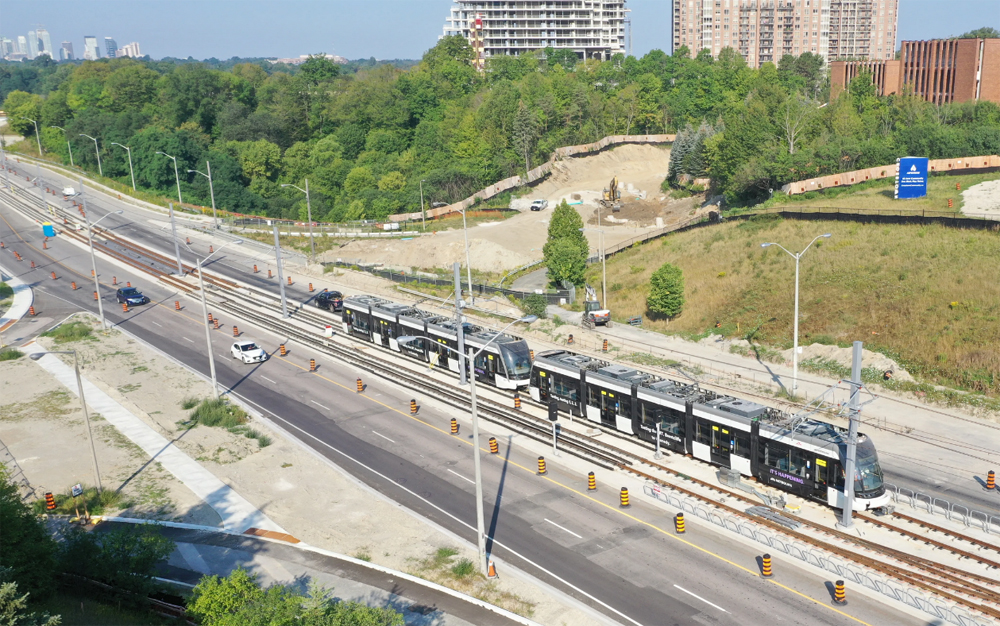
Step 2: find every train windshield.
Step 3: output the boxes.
[499,341,532,379]
[854,439,884,493]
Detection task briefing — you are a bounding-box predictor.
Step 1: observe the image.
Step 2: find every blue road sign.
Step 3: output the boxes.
[895,157,929,199]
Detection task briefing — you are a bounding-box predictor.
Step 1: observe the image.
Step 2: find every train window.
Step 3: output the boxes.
[587,385,600,407]
[639,402,683,435]
[354,315,370,333]
[553,374,578,402]
[733,432,750,457]
[696,421,711,445]
[530,369,541,388]
[760,442,789,470]
[617,394,631,418]
[788,448,808,478]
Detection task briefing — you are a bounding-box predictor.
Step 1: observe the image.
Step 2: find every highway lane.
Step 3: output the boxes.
[0,201,920,626]
[8,160,998,519]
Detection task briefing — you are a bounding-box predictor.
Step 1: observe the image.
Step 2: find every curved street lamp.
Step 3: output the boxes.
[79,133,102,177]
[281,180,314,262]
[50,125,73,167]
[156,151,183,205]
[399,314,537,576]
[19,116,42,155]
[761,233,832,395]
[110,142,135,191]
[196,240,244,399]
[189,161,218,229]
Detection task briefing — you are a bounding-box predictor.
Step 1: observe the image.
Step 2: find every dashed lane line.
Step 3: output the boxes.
[447,469,475,485]
[371,430,396,444]
[310,400,331,411]
[673,585,728,613]
[544,518,583,539]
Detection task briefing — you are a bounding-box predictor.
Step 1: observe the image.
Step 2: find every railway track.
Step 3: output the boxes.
[8,185,999,622]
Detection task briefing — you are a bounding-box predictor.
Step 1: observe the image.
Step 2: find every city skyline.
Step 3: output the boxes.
[0,0,997,62]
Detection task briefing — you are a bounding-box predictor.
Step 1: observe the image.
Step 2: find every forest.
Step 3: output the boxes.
[3,34,1000,222]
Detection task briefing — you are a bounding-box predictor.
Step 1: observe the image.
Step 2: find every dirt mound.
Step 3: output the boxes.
[784,343,915,383]
[323,237,534,274]
[961,179,1000,215]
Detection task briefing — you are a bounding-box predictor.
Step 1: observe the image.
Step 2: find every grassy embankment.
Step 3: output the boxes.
[586,212,1000,399]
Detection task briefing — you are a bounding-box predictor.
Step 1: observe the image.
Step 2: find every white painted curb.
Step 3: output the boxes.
[0,263,33,330]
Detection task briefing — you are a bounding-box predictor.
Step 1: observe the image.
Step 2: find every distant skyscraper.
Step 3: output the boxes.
[0,38,12,58]
[117,42,142,58]
[83,36,99,60]
[27,30,38,59]
[16,36,27,55]
[37,28,53,56]
[105,37,118,58]
[61,41,74,60]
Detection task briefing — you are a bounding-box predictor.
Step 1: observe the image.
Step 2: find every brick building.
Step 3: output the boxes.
[671,0,898,68]
[831,38,1000,104]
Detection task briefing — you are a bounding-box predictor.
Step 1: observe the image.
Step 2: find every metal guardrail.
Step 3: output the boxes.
[884,482,1000,535]
[642,482,993,626]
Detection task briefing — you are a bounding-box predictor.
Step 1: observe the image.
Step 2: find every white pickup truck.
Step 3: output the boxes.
[530,199,548,211]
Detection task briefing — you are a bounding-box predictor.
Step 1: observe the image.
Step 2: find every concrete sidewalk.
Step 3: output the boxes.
[25,342,284,534]
[110,521,538,626]
[0,263,33,334]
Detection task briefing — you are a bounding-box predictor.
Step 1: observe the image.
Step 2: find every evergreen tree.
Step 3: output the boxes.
[542,200,588,287]
[647,262,685,318]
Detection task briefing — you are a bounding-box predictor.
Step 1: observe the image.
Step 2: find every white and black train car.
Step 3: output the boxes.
[530,350,891,512]
[341,295,533,390]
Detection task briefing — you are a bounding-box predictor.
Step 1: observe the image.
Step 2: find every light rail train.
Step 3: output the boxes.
[530,349,891,512]
[341,295,533,390]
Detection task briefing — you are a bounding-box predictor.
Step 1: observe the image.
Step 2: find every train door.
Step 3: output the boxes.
[710,424,732,467]
[377,319,392,348]
[537,370,551,402]
[435,338,450,369]
[813,457,830,502]
[474,352,498,384]
[599,390,617,428]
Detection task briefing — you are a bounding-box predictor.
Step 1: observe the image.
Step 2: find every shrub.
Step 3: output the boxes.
[450,558,475,579]
[0,469,57,598]
[40,321,93,344]
[647,263,685,318]
[190,399,248,429]
[521,294,548,319]
[0,348,23,361]
[180,397,200,410]
[0,282,13,299]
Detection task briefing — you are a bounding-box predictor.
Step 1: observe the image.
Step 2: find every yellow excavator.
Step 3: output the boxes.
[601,176,622,212]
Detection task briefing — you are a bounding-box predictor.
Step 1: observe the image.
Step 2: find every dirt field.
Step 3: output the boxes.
[323,144,693,273]
[1,317,601,625]
[961,179,1000,215]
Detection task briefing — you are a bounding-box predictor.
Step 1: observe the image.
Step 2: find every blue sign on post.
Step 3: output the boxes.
[42,222,55,237]
[895,157,929,199]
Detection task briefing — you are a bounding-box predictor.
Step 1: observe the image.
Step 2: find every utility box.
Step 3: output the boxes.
[42,222,55,237]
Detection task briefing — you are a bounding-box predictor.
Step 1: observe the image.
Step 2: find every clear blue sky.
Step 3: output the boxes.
[1,0,997,61]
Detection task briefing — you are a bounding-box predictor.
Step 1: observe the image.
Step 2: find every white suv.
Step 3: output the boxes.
[530,199,548,211]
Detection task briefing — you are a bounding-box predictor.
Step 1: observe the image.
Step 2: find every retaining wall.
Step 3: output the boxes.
[781,155,1000,195]
[390,133,675,222]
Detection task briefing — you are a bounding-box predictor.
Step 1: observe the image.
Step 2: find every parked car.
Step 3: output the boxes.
[530,199,548,211]
[115,287,149,305]
[430,201,448,208]
[230,340,268,364]
[315,290,344,312]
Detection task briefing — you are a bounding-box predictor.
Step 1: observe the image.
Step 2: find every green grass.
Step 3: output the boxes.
[41,321,94,344]
[0,281,13,299]
[228,425,273,448]
[186,399,248,429]
[589,216,1000,399]
[0,347,24,361]
[0,390,74,422]
[32,485,130,516]
[180,396,200,410]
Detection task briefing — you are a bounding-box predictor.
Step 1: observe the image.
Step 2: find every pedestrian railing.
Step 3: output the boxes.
[884,482,999,535]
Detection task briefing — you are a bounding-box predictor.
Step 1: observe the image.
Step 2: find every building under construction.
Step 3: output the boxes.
[442,0,628,63]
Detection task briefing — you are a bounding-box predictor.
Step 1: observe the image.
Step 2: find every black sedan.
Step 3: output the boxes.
[315,290,343,312]
[116,287,150,305]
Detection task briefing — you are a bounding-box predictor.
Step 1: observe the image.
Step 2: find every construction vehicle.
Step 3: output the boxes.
[581,285,611,329]
[600,176,623,212]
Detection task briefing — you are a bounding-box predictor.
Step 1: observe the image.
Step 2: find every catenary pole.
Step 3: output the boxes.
[840,341,863,529]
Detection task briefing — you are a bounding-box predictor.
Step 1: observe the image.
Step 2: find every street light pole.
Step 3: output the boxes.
[110,143,135,191]
[30,350,102,491]
[196,240,243,400]
[189,162,218,229]
[460,209,473,303]
[281,180,314,263]
[761,233,832,395]
[19,116,42,156]
[401,314,536,575]
[419,179,426,231]
[581,227,607,307]
[272,224,289,318]
[77,179,123,331]
[156,151,182,206]
[51,126,73,167]
[79,134,102,177]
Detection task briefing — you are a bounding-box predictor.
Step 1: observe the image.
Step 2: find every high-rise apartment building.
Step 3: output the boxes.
[27,30,38,59]
[37,28,53,57]
[61,41,74,60]
[442,0,627,63]
[0,38,12,58]
[117,42,142,58]
[83,36,100,60]
[672,0,898,68]
[105,37,118,58]
[16,36,27,55]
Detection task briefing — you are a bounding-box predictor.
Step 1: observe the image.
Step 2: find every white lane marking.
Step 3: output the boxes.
[260,376,277,384]
[235,396,644,626]
[183,337,194,343]
[372,431,396,444]
[544,518,583,539]
[310,400,330,411]
[151,321,163,327]
[447,469,475,485]
[673,584,728,613]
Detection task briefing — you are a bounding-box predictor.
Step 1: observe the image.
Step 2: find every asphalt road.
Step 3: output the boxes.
[0,194,926,626]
